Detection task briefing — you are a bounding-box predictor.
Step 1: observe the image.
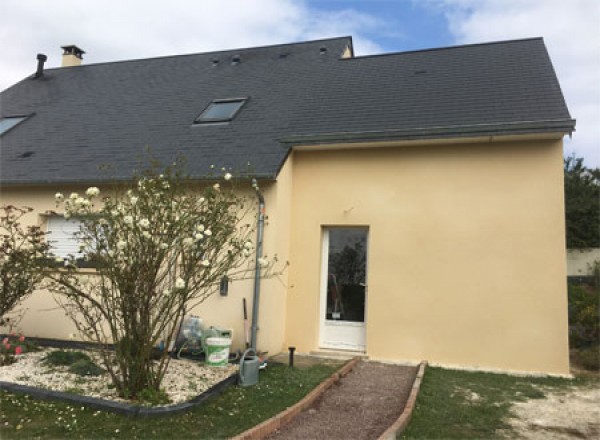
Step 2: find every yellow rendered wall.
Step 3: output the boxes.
[285,139,570,375]
[0,165,294,356]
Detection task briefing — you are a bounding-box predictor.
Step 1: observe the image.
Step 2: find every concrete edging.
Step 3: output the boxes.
[232,356,361,440]
[377,361,428,440]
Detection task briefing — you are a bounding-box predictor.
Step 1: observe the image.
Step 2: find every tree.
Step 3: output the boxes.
[46,165,266,399]
[0,205,50,327]
[564,155,600,249]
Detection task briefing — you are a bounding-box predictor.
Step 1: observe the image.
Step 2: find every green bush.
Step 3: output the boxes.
[68,358,105,376]
[568,283,599,348]
[576,346,600,371]
[137,387,171,405]
[44,350,91,366]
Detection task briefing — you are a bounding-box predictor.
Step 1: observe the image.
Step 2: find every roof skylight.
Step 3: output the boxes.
[0,116,27,136]
[194,99,247,124]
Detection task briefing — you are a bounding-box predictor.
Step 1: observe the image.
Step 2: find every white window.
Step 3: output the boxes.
[47,215,82,259]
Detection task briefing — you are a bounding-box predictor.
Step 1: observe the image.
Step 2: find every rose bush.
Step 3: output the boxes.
[46,164,271,399]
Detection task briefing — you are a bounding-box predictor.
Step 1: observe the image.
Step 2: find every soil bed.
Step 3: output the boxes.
[268,360,418,440]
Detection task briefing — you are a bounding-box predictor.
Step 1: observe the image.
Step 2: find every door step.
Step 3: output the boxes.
[309,349,369,360]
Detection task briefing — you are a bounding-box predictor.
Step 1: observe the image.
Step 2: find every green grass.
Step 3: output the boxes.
[401,366,598,439]
[0,362,338,439]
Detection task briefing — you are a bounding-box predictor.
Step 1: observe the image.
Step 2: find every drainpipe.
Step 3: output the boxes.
[250,179,265,350]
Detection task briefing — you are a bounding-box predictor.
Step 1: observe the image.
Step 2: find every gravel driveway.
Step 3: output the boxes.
[268,360,417,440]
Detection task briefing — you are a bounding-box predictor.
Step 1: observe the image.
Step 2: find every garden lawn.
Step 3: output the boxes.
[0,362,338,439]
[401,366,599,439]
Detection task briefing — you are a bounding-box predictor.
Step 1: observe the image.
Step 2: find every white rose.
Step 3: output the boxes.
[204,229,212,237]
[196,224,205,232]
[183,237,194,247]
[69,192,79,200]
[194,233,204,241]
[86,187,100,197]
[201,260,210,267]
[124,216,134,225]
[117,241,127,250]
[130,196,138,205]
[242,249,250,257]
[224,173,232,181]
[175,278,185,289]
[258,257,268,267]
[142,231,151,239]
[213,183,220,191]
[244,241,253,250]
[138,218,150,229]
[55,193,64,202]
[159,242,169,250]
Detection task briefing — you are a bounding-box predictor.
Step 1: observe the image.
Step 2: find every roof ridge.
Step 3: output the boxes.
[344,36,544,61]
[41,36,353,72]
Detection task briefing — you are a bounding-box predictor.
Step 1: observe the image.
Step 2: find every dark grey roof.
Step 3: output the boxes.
[0,36,574,185]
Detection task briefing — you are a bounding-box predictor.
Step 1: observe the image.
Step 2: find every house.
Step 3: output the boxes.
[0,37,575,375]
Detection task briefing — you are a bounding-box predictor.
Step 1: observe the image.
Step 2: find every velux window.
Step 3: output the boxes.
[0,116,27,136]
[194,98,247,123]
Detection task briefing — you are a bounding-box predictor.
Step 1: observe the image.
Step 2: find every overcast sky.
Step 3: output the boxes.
[1,0,598,166]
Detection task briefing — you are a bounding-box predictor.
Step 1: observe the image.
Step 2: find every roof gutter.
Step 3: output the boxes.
[250,179,265,350]
[279,119,576,146]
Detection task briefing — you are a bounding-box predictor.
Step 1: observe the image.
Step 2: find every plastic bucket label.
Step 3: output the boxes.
[206,337,231,367]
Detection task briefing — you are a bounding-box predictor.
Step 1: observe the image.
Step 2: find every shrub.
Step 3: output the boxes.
[137,387,171,405]
[0,206,50,326]
[68,358,105,376]
[577,346,600,371]
[44,350,91,366]
[568,283,600,348]
[1,334,27,366]
[46,162,278,399]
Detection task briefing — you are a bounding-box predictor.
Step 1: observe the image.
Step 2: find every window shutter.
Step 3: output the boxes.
[47,216,81,259]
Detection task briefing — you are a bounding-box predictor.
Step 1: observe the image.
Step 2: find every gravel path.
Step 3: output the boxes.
[268,361,418,440]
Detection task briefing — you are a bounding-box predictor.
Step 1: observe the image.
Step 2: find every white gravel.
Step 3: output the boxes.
[0,348,237,405]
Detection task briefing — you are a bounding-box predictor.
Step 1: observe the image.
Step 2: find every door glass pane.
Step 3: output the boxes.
[326,228,367,323]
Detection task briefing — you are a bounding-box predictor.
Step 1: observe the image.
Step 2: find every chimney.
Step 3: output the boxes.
[61,45,85,67]
[35,54,47,78]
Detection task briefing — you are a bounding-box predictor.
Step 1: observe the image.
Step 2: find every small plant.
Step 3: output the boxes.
[575,346,600,371]
[68,358,105,376]
[137,387,171,405]
[1,334,27,366]
[44,350,91,366]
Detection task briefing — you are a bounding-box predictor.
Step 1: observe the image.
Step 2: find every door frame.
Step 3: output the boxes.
[318,226,368,352]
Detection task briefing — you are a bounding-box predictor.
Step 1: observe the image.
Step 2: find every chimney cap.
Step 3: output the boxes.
[61,45,85,58]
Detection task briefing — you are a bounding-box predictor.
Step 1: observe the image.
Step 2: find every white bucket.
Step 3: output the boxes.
[205,337,232,367]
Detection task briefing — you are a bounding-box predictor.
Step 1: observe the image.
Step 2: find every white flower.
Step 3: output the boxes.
[55,193,64,202]
[201,260,210,267]
[183,237,194,247]
[244,241,253,250]
[242,249,250,257]
[175,278,185,289]
[124,216,134,225]
[117,241,127,250]
[85,187,100,197]
[204,229,212,237]
[64,212,71,219]
[224,172,232,181]
[196,224,205,232]
[159,174,164,179]
[198,197,205,204]
[258,257,268,267]
[159,242,169,250]
[213,183,220,191]
[138,218,150,229]
[130,196,138,205]
[194,233,204,241]
[142,231,151,239]
[55,256,64,263]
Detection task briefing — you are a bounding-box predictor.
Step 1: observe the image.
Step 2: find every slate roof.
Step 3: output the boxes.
[0,36,575,185]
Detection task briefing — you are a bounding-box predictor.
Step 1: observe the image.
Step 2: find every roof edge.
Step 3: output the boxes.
[280,119,576,146]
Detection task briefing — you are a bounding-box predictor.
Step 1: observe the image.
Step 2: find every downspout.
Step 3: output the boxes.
[250,179,265,350]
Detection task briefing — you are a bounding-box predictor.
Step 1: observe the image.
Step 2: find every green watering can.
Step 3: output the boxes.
[239,349,259,387]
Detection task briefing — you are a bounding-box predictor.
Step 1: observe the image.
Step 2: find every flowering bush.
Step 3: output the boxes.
[46,164,268,398]
[0,205,50,326]
[1,334,27,366]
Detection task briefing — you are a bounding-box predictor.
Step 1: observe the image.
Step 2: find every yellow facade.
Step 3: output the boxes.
[284,137,569,375]
[0,136,570,374]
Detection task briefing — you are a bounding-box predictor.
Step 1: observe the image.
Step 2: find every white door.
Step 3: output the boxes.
[319,227,368,351]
